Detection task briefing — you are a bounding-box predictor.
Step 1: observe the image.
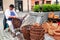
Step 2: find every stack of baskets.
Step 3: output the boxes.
[30,23,45,40]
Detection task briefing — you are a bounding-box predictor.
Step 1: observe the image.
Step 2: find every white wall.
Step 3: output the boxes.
[58,0,60,4]
[51,0,60,4]
[29,0,31,11]
[51,0,56,4]
[23,0,31,12]
[3,0,14,11]
[23,0,28,11]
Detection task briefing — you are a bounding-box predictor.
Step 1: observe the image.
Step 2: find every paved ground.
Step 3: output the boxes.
[0,12,55,40]
[0,12,28,40]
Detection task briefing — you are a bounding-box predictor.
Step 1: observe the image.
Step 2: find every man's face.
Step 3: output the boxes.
[9,7,14,10]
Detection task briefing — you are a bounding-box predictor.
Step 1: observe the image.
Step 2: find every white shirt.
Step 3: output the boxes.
[5,9,18,19]
[5,9,18,25]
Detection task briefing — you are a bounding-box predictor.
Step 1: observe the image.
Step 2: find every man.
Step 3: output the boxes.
[5,4,18,37]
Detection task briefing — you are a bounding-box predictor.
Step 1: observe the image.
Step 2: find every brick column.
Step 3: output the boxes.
[29,0,31,11]
[31,0,35,6]
[23,0,28,12]
[44,0,46,4]
[50,0,52,4]
[31,0,35,11]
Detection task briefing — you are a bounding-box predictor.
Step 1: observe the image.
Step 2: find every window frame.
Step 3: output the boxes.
[0,0,3,11]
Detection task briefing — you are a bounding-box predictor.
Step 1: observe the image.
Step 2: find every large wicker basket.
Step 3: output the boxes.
[30,23,45,40]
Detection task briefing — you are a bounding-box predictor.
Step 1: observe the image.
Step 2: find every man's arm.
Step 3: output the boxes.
[14,10,18,18]
[9,16,16,18]
[5,9,16,19]
[5,10,10,19]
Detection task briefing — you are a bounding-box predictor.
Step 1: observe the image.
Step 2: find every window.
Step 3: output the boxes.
[35,1,39,5]
[0,0,3,11]
[46,1,51,4]
[15,0,23,11]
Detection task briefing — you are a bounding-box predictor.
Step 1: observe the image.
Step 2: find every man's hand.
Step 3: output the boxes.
[9,16,16,18]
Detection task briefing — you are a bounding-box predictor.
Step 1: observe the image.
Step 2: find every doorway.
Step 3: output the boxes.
[0,0,3,11]
[46,1,51,4]
[15,0,23,11]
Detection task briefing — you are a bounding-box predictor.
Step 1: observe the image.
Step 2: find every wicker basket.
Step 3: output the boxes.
[48,12,54,18]
[54,35,60,40]
[54,30,60,40]
[22,25,32,40]
[12,18,22,29]
[30,23,45,40]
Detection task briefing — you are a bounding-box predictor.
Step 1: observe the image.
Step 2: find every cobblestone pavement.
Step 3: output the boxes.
[0,12,55,40]
[0,12,27,40]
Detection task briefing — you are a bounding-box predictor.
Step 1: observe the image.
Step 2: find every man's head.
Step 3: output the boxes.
[9,4,14,10]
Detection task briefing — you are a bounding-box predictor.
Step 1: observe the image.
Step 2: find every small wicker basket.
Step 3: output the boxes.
[22,25,32,40]
[12,18,22,29]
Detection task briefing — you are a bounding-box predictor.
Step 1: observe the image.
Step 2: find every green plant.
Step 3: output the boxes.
[51,4,57,11]
[42,4,60,12]
[33,5,40,12]
[33,4,60,12]
[42,4,52,12]
[57,5,60,11]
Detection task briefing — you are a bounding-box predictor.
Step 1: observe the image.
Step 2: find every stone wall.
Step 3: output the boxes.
[30,12,60,24]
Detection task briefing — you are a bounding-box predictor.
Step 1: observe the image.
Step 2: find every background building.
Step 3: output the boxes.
[0,0,31,12]
[0,0,60,13]
[3,0,31,12]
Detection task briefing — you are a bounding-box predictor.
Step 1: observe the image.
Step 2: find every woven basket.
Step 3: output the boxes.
[12,18,22,29]
[48,12,54,18]
[54,35,60,40]
[30,23,45,40]
[54,30,60,40]
[22,25,32,40]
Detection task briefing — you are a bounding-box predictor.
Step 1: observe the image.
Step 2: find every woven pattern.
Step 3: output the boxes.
[12,18,22,29]
[30,23,45,40]
[22,25,32,40]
